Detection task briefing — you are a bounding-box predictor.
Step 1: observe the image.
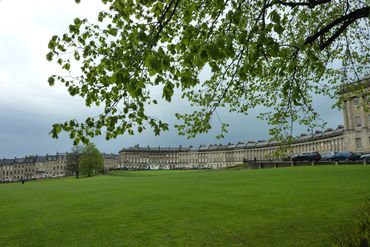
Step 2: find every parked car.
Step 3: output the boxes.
[360,153,370,161]
[320,152,335,161]
[326,151,358,161]
[281,156,291,161]
[291,152,321,162]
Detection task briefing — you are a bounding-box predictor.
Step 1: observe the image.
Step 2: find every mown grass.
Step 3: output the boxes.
[0,165,370,246]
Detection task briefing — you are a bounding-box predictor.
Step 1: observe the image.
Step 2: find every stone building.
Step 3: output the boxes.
[119,77,370,169]
[0,153,121,182]
[102,153,121,170]
[341,76,370,153]
[35,153,68,178]
[119,125,345,170]
[0,157,38,182]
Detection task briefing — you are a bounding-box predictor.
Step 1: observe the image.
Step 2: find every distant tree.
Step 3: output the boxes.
[79,143,104,177]
[66,145,83,178]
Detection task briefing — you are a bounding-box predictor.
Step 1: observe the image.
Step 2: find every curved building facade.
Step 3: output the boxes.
[119,77,370,169]
[119,126,345,169]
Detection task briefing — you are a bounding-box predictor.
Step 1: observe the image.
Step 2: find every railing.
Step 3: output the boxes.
[244,159,369,169]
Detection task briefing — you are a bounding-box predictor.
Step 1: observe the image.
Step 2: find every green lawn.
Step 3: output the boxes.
[0,165,370,246]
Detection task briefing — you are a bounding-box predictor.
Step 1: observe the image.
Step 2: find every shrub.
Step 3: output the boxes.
[332,197,370,247]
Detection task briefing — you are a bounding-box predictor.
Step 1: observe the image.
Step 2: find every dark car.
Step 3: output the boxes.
[291,152,321,162]
[320,152,335,161]
[327,151,358,161]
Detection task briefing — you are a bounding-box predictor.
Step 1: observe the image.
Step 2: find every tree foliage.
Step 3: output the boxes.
[47,0,370,143]
[79,143,103,177]
[66,145,83,178]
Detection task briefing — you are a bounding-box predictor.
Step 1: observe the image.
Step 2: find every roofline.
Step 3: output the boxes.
[119,126,344,153]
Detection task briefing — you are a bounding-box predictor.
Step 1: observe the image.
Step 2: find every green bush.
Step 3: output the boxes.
[332,197,370,247]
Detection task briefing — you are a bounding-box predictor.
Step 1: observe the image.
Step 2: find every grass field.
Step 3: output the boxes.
[1,165,370,246]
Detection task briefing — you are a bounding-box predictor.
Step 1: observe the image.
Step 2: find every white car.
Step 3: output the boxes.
[360,153,370,160]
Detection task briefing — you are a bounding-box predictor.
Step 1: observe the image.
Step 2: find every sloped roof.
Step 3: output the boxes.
[118,125,344,153]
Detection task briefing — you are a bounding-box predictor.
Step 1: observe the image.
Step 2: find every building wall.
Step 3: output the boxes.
[342,93,370,153]
[119,131,345,169]
[0,154,120,182]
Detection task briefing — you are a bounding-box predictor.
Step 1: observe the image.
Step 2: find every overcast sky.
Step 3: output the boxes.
[0,0,343,158]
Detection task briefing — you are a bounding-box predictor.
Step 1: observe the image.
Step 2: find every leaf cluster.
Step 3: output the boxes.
[79,143,104,177]
[47,0,370,143]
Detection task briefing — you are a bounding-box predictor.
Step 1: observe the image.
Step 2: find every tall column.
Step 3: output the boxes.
[360,96,368,129]
[346,99,354,130]
[342,101,349,130]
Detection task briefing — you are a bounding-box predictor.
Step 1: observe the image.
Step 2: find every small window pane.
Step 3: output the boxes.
[353,97,360,106]
[356,138,363,149]
[355,116,362,128]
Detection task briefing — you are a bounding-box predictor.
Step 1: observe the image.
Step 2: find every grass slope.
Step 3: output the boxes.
[0,166,370,246]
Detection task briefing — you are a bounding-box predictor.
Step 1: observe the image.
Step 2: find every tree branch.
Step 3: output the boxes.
[266,0,331,9]
[304,6,370,50]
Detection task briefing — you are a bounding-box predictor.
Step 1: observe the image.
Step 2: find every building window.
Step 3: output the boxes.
[353,97,360,106]
[355,116,362,128]
[355,138,363,149]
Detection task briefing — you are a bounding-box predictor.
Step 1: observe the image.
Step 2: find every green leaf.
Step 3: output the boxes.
[273,24,284,35]
[48,76,55,86]
[46,52,53,61]
[62,63,71,71]
[270,10,281,24]
[162,82,174,102]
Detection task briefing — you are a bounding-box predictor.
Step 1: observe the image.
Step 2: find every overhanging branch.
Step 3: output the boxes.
[266,0,331,9]
[274,0,331,8]
[304,6,370,50]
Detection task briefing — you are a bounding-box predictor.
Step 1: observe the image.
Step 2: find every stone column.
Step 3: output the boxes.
[346,99,354,130]
[360,96,368,129]
[342,101,349,131]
